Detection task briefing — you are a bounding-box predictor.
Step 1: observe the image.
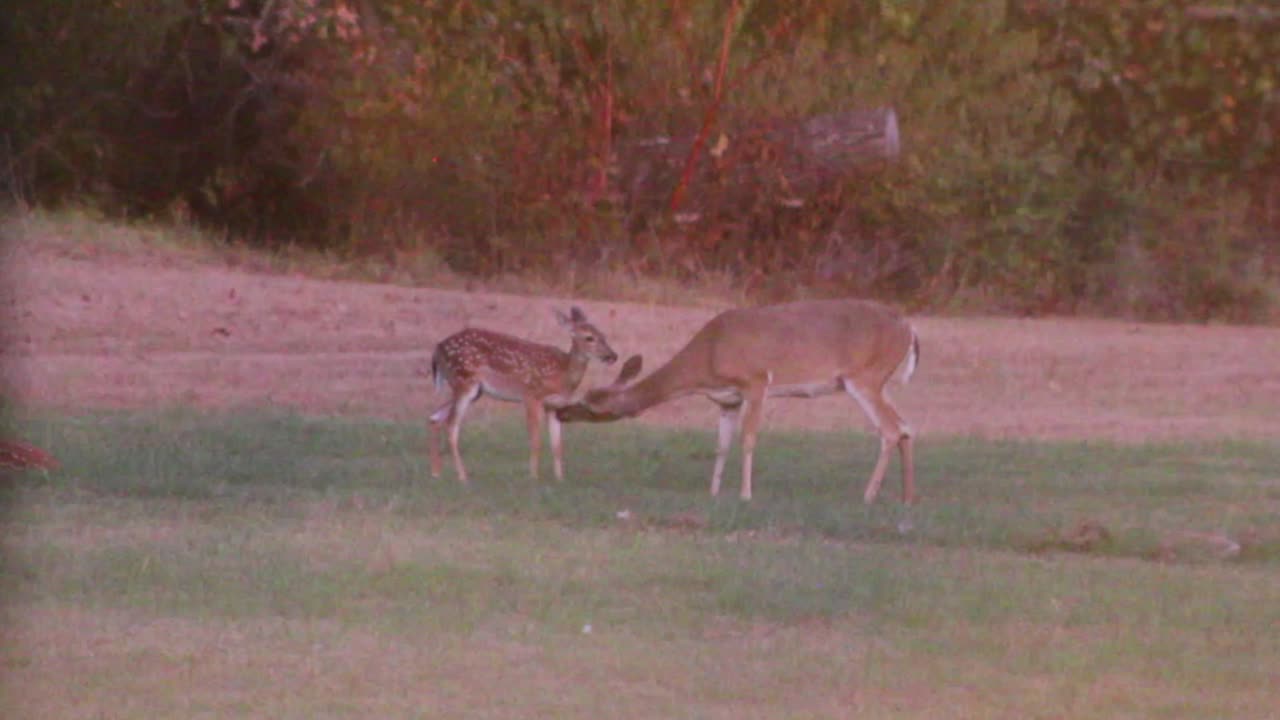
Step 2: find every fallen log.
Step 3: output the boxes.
[622,106,900,224]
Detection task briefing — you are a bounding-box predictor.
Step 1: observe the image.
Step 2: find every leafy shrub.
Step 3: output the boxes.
[3,0,1276,321]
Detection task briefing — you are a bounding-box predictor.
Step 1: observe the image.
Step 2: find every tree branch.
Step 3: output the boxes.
[668,0,740,214]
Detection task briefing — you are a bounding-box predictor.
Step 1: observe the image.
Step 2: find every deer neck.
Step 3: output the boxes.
[563,345,591,390]
[594,355,699,418]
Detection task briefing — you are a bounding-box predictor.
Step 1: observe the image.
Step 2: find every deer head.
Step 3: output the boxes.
[557,354,643,422]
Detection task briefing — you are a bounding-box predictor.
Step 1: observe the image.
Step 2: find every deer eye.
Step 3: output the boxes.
[583,335,596,343]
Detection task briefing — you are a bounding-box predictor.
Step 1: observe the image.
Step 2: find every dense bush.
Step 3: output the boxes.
[3,0,1277,321]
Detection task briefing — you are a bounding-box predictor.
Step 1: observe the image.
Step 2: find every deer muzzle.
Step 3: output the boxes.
[556,403,616,423]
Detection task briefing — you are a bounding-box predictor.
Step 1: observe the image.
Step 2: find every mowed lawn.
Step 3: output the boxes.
[4,410,1280,719]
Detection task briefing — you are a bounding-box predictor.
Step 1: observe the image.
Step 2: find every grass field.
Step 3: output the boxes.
[4,410,1280,718]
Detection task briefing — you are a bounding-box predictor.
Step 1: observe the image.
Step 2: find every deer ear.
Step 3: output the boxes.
[553,308,572,327]
[615,354,643,386]
[570,306,587,323]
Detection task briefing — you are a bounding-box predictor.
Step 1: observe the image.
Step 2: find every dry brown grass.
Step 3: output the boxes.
[4,212,1279,444]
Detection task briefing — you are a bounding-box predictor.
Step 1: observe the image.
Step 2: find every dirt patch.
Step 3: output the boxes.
[3,232,1279,442]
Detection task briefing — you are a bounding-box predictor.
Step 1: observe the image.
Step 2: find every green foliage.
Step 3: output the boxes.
[2,1,189,200]
[1012,0,1280,174]
[4,0,1277,320]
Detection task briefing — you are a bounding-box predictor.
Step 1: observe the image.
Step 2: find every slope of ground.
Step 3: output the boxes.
[3,222,1278,443]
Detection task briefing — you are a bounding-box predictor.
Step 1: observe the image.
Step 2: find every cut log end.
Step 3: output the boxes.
[883,107,901,159]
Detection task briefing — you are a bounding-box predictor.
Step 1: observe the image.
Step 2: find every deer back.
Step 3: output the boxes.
[435,328,574,398]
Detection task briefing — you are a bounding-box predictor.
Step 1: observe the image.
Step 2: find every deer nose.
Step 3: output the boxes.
[603,351,618,364]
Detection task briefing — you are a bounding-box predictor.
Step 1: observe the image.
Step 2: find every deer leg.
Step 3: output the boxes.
[524,398,544,480]
[738,383,768,501]
[427,397,454,479]
[428,417,443,479]
[710,402,742,497]
[447,386,480,485]
[863,435,896,505]
[843,380,914,504]
[898,433,916,504]
[546,407,565,481]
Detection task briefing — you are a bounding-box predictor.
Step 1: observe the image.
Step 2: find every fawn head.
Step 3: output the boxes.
[556,306,619,365]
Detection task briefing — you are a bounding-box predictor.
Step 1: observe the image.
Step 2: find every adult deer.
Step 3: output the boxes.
[428,306,619,484]
[557,299,920,503]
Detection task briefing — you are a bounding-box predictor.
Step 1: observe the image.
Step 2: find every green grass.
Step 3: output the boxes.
[5,410,1280,718]
[17,408,1280,561]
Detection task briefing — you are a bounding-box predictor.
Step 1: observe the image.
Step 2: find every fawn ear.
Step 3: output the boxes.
[553,307,572,327]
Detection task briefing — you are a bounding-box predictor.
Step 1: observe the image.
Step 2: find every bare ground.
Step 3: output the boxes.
[3,231,1279,443]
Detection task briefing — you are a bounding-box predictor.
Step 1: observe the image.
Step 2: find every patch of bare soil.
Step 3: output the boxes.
[3,235,1278,443]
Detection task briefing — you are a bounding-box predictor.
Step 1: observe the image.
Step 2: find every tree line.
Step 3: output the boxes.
[4,0,1278,321]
